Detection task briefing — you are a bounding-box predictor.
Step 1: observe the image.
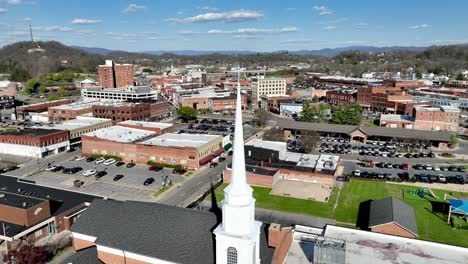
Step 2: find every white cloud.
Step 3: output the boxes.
[207,27,298,35]
[166,10,264,24]
[199,6,218,11]
[313,5,333,16]
[22,17,31,22]
[0,8,8,13]
[71,18,102,25]
[39,25,73,32]
[4,0,21,4]
[324,26,337,30]
[320,18,349,25]
[410,24,431,29]
[122,4,146,13]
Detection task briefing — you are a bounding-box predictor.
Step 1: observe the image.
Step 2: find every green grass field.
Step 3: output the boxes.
[208,180,468,247]
[335,180,468,247]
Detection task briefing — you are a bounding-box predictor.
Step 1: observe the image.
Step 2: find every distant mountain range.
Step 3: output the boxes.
[72,45,442,57]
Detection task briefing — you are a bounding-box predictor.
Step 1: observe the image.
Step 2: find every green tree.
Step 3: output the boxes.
[331,103,363,125]
[177,106,198,122]
[38,86,47,95]
[48,95,60,101]
[23,78,39,95]
[312,95,319,103]
[301,101,320,123]
[456,73,466,81]
[450,134,458,148]
[142,68,153,73]
[10,67,30,82]
[57,87,70,97]
[52,73,63,81]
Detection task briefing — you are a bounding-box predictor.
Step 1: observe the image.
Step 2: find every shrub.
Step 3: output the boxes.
[147,161,183,169]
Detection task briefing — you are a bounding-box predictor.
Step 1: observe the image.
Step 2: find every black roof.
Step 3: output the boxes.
[0,175,99,236]
[227,164,278,177]
[71,199,274,264]
[0,128,63,137]
[63,246,102,264]
[0,191,45,208]
[368,197,418,236]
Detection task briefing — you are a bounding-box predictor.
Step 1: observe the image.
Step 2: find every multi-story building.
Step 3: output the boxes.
[326,89,357,106]
[357,86,404,108]
[0,175,98,247]
[48,101,97,122]
[0,129,70,157]
[92,101,169,123]
[251,77,287,108]
[117,120,173,135]
[17,99,71,120]
[81,126,223,169]
[209,93,247,113]
[81,86,158,101]
[98,60,134,88]
[413,106,460,131]
[383,80,425,89]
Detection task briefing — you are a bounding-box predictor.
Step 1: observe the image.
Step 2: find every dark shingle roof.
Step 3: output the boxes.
[368,197,418,236]
[64,246,102,264]
[71,199,274,264]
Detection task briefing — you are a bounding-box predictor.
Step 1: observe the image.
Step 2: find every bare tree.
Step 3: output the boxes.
[262,128,285,142]
[298,130,320,153]
[254,109,270,126]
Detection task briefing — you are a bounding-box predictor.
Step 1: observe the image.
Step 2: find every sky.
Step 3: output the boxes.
[0,0,467,52]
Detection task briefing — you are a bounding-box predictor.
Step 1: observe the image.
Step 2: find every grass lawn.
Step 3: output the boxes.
[362,121,378,128]
[335,180,468,247]
[206,184,335,219]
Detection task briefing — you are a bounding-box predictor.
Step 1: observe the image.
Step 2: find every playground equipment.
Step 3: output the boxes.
[410,188,428,198]
[428,188,439,199]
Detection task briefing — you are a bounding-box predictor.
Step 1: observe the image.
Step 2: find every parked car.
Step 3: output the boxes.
[45,165,57,171]
[437,174,446,183]
[95,171,107,178]
[219,157,226,162]
[458,166,466,172]
[51,166,64,172]
[413,164,424,170]
[113,174,124,181]
[419,173,429,182]
[228,151,233,156]
[116,161,125,167]
[429,174,438,183]
[209,163,218,168]
[149,166,163,171]
[95,157,106,164]
[73,156,85,161]
[172,168,187,175]
[86,157,95,162]
[144,177,155,186]
[402,163,409,170]
[433,165,440,171]
[353,170,361,176]
[82,169,97,177]
[126,163,136,168]
[103,159,116,166]
[73,180,84,188]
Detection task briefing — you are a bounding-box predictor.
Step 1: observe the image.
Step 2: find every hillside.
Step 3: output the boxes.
[0,41,104,80]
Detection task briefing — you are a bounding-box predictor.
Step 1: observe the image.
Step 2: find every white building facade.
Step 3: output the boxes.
[251,77,287,108]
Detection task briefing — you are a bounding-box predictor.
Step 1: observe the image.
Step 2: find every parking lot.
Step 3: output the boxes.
[177,118,259,138]
[28,158,187,202]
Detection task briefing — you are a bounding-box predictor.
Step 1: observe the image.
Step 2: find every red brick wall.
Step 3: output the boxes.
[372,223,416,238]
[223,170,274,187]
[271,228,293,264]
[0,200,51,226]
[326,91,355,106]
[17,99,71,113]
[114,64,134,88]
[149,101,169,119]
[98,66,115,88]
[48,107,93,121]
[0,130,69,147]
[73,237,95,251]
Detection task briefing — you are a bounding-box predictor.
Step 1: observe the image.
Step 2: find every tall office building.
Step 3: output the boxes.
[98,60,134,89]
[251,76,287,108]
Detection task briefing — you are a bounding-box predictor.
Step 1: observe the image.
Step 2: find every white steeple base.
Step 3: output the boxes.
[214,220,262,264]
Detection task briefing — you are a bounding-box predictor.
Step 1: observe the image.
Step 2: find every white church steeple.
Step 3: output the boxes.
[214,70,261,264]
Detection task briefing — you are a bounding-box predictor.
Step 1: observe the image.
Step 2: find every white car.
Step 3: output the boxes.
[82,170,97,177]
[433,166,440,171]
[103,158,116,166]
[45,165,57,171]
[95,157,106,164]
[425,164,432,170]
[75,156,86,161]
[437,174,446,182]
[353,170,361,176]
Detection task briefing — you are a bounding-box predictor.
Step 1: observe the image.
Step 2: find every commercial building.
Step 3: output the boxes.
[0,129,69,157]
[33,116,112,146]
[379,114,415,129]
[48,101,97,122]
[383,80,425,89]
[176,87,231,111]
[326,88,357,106]
[251,77,287,108]
[0,175,99,247]
[357,86,404,108]
[413,106,460,131]
[260,95,296,113]
[209,93,247,113]
[81,126,223,169]
[91,101,169,124]
[17,99,71,120]
[307,74,383,87]
[117,120,173,135]
[81,86,158,101]
[98,60,134,88]
[413,95,468,110]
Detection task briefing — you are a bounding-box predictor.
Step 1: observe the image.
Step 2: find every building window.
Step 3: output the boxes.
[227,247,237,264]
[35,229,43,238]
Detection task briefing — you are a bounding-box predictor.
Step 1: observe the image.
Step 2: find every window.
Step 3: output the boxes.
[227,247,237,264]
[34,229,43,238]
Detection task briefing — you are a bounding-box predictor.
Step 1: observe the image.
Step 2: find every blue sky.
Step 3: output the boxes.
[0,0,467,52]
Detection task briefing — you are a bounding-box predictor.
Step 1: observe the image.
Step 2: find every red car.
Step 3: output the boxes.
[149,166,163,171]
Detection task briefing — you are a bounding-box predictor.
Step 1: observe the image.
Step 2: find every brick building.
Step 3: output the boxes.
[117,120,174,135]
[367,197,418,238]
[48,101,96,122]
[92,101,168,124]
[326,89,357,106]
[357,86,404,108]
[17,99,71,120]
[251,77,288,108]
[209,93,247,113]
[0,129,69,157]
[0,175,98,247]
[383,80,425,89]
[413,106,460,131]
[98,60,134,89]
[81,126,223,169]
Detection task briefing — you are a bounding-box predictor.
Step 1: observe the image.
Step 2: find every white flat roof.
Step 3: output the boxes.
[84,126,156,143]
[34,116,111,131]
[296,154,320,168]
[118,120,173,130]
[49,100,99,110]
[323,225,468,264]
[316,155,339,171]
[139,133,220,148]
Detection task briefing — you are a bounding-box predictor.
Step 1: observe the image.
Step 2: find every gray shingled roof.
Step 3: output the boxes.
[64,246,102,264]
[71,199,274,264]
[368,197,418,236]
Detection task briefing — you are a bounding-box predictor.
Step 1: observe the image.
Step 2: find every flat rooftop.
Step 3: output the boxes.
[139,133,220,148]
[33,117,111,131]
[380,114,414,122]
[84,126,156,143]
[118,120,173,130]
[83,86,155,94]
[0,128,63,137]
[316,155,339,171]
[49,101,98,111]
[0,191,45,209]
